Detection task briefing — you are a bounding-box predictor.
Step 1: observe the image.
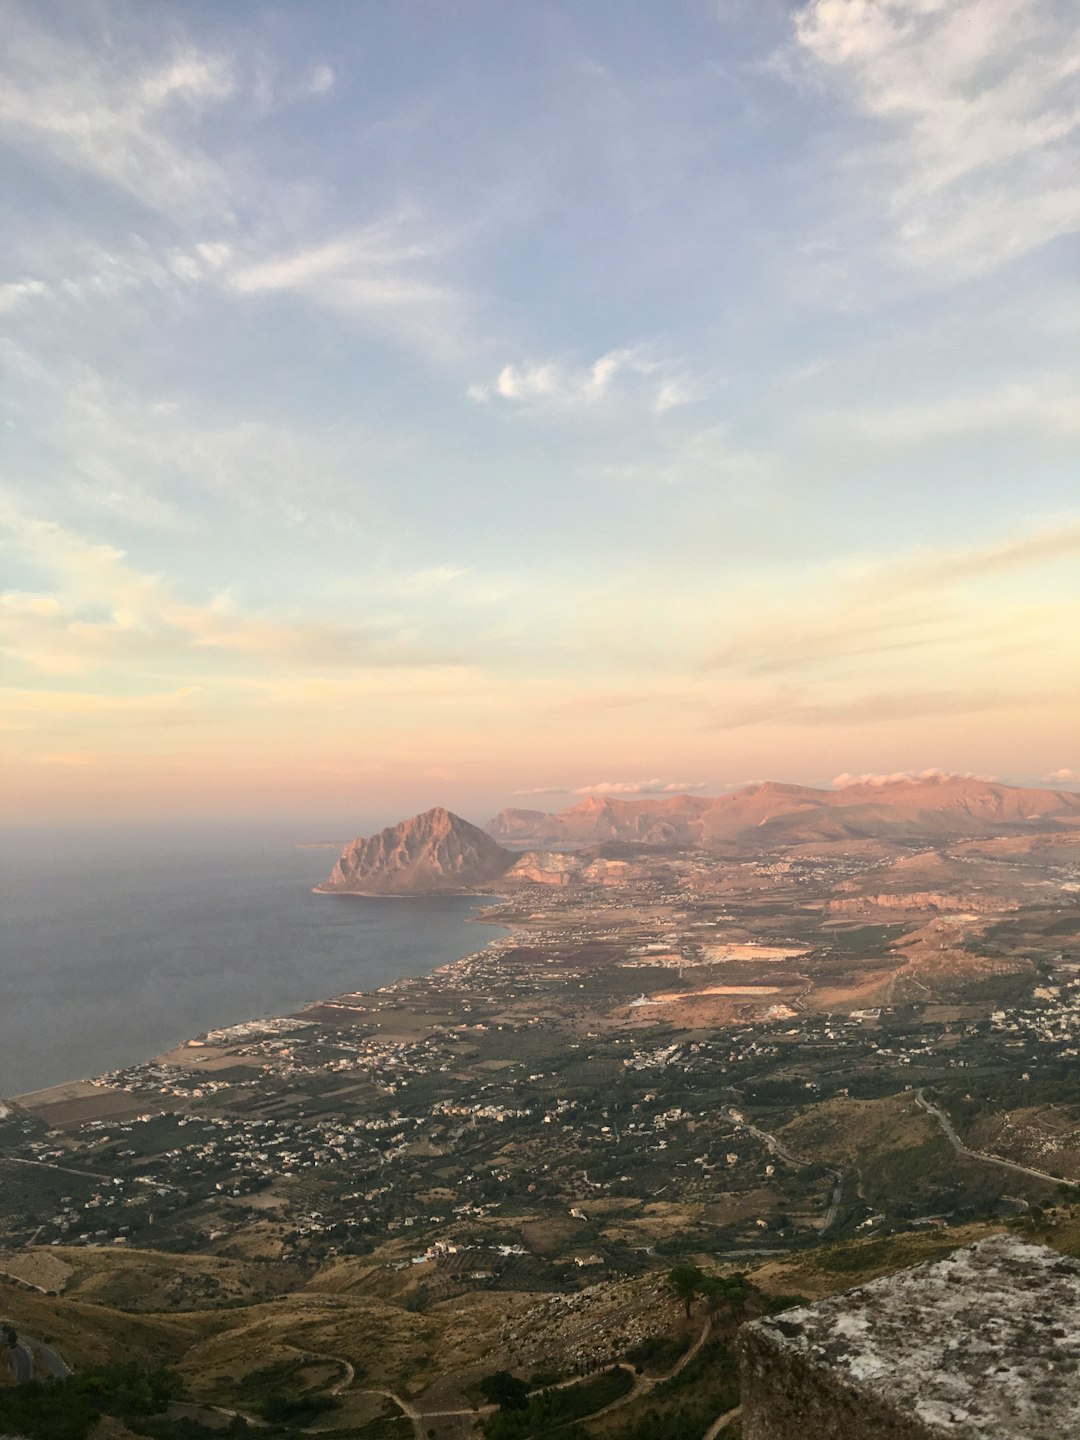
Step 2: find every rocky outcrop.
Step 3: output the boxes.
[317,808,515,896]
[828,892,1017,915]
[504,851,581,886]
[738,1236,1080,1439]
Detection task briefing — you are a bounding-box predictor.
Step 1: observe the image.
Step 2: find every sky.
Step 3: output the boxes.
[1,0,1078,829]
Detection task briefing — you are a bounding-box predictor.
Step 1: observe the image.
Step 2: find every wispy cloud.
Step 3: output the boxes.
[583,423,769,489]
[33,365,392,530]
[703,521,1080,677]
[573,778,707,796]
[514,778,707,797]
[0,240,234,318]
[885,522,1080,589]
[0,11,235,218]
[807,378,1080,450]
[228,217,468,354]
[0,501,452,677]
[703,684,1066,730]
[1,685,199,717]
[788,0,1080,277]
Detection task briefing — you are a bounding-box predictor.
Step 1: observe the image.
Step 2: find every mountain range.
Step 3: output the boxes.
[486,776,1080,849]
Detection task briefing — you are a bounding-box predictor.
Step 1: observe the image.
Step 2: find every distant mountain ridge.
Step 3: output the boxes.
[485,777,1080,849]
[316,807,515,895]
[317,779,1080,896]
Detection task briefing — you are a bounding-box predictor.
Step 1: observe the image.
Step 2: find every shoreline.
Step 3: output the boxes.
[4,897,513,1109]
[312,885,510,899]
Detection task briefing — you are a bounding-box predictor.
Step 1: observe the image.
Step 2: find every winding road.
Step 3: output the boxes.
[915,1090,1064,1187]
[355,1311,725,1439]
[4,1328,72,1384]
[721,1104,844,1232]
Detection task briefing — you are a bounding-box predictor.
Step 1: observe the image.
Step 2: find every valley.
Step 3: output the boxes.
[3,780,1080,1439]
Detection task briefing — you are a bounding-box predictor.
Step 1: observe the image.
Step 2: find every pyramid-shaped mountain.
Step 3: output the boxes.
[316,807,516,895]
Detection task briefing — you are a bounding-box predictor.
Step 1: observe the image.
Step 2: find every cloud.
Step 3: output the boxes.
[1045,768,1078,784]
[1,685,198,716]
[572,779,707,796]
[703,521,1080,678]
[0,279,49,314]
[653,376,702,414]
[888,522,1080,589]
[0,502,454,677]
[788,0,1080,277]
[807,380,1080,450]
[0,239,235,319]
[512,778,708,798]
[0,11,235,217]
[703,685,1062,730]
[704,601,950,676]
[304,64,336,98]
[50,366,385,529]
[2,217,464,359]
[832,768,989,789]
[0,17,452,354]
[228,217,466,353]
[583,423,769,489]
[468,348,699,412]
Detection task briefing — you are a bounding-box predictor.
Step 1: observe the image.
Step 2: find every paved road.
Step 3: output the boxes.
[11,1340,33,1383]
[915,1090,1064,1186]
[721,1105,844,1231]
[5,1329,72,1384]
[823,1173,845,1230]
[1,1154,112,1182]
[1,1154,181,1194]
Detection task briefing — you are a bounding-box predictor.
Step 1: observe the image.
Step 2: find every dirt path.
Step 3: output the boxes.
[356,1313,720,1438]
[702,1403,742,1438]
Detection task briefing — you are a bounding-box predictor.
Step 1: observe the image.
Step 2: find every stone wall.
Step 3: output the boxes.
[737,1236,1080,1440]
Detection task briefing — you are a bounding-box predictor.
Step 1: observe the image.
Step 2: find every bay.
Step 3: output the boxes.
[0,822,505,1098]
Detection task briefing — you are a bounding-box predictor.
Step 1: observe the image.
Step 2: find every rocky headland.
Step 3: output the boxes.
[315,806,516,896]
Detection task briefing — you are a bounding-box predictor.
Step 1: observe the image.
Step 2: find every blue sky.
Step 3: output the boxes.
[2,0,1078,823]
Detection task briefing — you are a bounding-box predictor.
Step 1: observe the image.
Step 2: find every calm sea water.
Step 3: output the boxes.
[0,823,505,1099]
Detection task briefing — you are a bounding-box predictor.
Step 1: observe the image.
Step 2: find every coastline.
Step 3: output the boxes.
[5,898,513,1110]
[312,885,510,899]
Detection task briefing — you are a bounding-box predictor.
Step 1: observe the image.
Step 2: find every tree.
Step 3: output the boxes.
[668,1263,704,1318]
[479,1371,529,1411]
[700,1272,752,1323]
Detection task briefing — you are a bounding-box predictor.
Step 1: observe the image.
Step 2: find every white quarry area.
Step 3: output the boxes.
[739,1235,1080,1439]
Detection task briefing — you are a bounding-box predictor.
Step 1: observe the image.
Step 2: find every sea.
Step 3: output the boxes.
[0,822,507,1100]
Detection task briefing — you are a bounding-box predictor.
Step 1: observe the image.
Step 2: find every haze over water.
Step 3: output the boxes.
[0,824,505,1098]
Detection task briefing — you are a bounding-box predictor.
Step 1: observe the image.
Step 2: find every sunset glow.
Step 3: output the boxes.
[3,2,1078,824]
